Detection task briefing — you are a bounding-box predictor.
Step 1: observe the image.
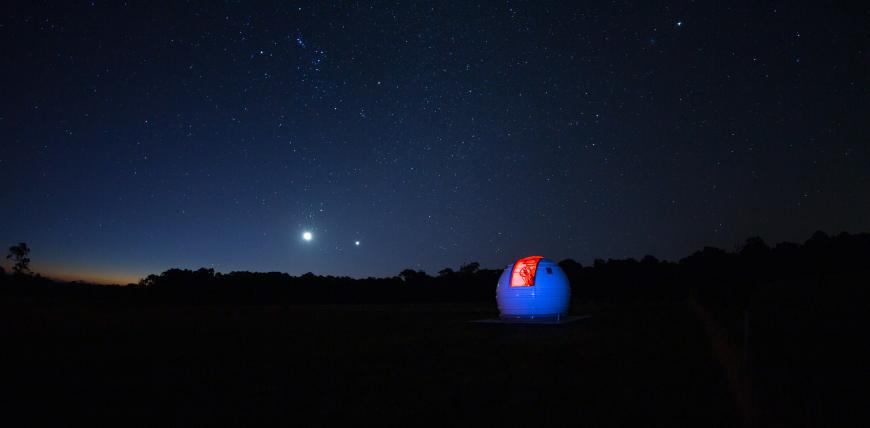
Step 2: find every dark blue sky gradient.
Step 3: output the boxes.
[2,2,868,283]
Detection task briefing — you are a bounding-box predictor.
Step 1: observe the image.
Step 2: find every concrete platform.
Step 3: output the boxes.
[471,315,591,325]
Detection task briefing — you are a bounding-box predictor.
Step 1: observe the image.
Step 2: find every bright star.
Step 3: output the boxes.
[302,231,313,241]
[354,240,360,246]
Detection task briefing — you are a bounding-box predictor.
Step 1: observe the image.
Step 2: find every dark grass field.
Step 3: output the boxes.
[1,299,745,426]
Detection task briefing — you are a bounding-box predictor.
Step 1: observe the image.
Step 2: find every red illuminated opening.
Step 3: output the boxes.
[510,256,544,287]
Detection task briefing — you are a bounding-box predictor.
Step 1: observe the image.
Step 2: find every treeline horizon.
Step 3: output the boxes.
[2,230,869,306]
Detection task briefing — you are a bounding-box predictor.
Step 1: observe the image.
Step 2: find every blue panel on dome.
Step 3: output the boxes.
[496,257,570,318]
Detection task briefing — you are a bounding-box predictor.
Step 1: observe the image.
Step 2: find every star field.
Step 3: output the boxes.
[1,1,868,283]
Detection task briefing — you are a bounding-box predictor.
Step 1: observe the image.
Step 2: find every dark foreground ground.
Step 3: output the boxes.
[0,298,865,427]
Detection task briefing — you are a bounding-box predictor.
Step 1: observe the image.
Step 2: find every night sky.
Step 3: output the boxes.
[2,2,868,283]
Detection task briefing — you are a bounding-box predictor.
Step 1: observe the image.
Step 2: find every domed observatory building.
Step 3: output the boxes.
[496,256,571,320]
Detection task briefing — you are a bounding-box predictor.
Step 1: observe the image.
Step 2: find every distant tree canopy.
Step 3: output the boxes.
[399,269,428,283]
[558,259,583,277]
[7,242,31,275]
[2,231,869,306]
[459,262,480,275]
[437,267,455,277]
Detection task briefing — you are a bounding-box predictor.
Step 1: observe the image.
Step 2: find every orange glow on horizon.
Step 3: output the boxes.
[510,256,544,287]
[38,267,142,285]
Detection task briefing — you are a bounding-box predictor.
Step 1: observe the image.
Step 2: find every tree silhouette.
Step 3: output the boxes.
[437,267,455,277]
[558,259,583,276]
[137,274,159,288]
[640,255,659,265]
[7,242,31,275]
[740,236,770,258]
[399,269,428,282]
[458,262,480,275]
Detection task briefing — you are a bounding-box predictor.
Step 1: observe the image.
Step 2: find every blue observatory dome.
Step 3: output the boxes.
[496,256,570,319]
